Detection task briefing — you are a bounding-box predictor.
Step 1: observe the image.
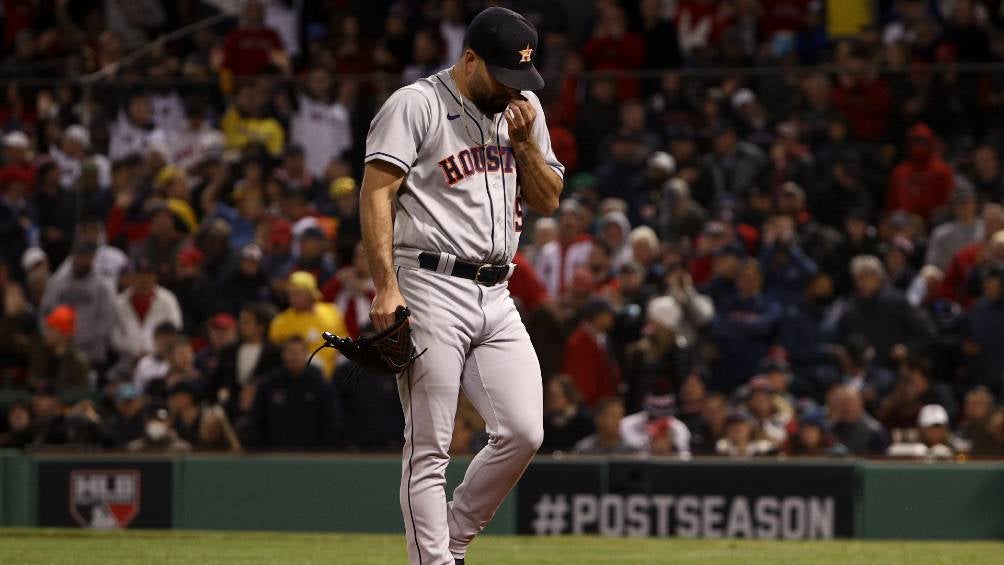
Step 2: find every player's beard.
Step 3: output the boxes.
[469,72,512,116]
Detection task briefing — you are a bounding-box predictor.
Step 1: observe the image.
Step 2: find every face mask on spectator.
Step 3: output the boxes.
[146,420,169,441]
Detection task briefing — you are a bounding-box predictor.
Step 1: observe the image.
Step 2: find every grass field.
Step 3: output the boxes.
[0,528,1002,565]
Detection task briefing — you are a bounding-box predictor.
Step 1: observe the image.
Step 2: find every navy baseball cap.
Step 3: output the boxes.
[464,7,544,91]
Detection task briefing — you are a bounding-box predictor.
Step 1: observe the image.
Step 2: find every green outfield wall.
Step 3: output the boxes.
[1,451,1000,539]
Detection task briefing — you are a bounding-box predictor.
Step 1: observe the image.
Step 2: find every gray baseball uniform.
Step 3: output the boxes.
[365,68,563,564]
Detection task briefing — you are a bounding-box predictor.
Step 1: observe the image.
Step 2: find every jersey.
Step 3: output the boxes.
[364,69,564,265]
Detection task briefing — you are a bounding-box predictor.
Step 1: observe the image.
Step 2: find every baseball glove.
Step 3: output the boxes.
[320,306,425,384]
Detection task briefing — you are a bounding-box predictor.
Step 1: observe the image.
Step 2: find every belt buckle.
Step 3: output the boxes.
[474,264,496,286]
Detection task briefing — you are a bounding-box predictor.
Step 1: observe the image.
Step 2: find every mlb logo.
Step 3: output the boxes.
[69,470,141,529]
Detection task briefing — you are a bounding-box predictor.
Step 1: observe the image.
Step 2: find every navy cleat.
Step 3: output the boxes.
[455,559,465,565]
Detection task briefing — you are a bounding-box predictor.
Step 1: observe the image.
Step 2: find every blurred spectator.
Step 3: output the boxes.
[106,383,148,446]
[621,393,692,457]
[887,404,956,459]
[716,411,774,457]
[291,226,336,283]
[27,384,111,448]
[689,392,729,454]
[710,259,782,391]
[656,178,708,242]
[20,247,50,307]
[956,387,999,456]
[162,336,202,392]
[221,82,286,157]
[0,401,33,448]
[29,305,90,390]
[535,200,592,297]
[574,396,634,455]
[886,123,955,221]
[212,302,280,410]
[969,144,1004,202]
[133,322,179,393]
[111,257,183,361]
[925,187,982,270]
[831,43,891,142]
[195,313,239,381]
[829,385,890,456]
[223,0,289,77]
[622,296,693,413]
[938,206,1004,307]
[268,271,347,377]
[583,3,644,99]
[562,298,620,407]
[246,336,340,449]
[324,177,363,264]
[215,244,275,315]
[109,92,166,162]
[290,69,352,178]
[167,380,235,451]
[760,214,819,307]
[53,217,128,286]
[127,408,191,453]
[665,265,715,343]
[540,375,595,452]
[39,240,118,368]
[783,410,848,457]
[742,376,791,449]
[165,96,223,171]
[878,358,958,430]
[699,121,768,207]
[839,255,933,367]
[835,334,896,411]
[321,242,374,339]
[777,272,839,396]
[33,161,77,267]
[962,266,1004,394]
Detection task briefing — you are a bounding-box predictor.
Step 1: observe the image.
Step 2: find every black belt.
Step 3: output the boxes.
[417,252,511,286]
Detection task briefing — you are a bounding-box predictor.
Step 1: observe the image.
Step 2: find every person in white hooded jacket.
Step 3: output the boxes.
[111,257,182,360]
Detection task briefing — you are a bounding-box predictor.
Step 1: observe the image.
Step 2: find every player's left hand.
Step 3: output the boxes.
[505,98,536,144]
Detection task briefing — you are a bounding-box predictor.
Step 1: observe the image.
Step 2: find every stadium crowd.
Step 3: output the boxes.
[1,0,1004,459]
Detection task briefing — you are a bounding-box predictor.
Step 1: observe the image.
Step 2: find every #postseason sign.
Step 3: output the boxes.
[517,460,855,539]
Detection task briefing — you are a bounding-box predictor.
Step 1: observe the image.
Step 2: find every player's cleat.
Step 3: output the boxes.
[455,559,464,565]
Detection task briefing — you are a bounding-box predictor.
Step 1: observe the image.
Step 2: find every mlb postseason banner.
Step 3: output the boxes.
[517,460,855,539]
[37,460,172,529]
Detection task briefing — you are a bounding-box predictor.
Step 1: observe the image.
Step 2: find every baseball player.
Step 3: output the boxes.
[359,7,563,564]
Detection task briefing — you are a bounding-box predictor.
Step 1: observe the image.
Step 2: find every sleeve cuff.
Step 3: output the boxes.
[365,152,411,174]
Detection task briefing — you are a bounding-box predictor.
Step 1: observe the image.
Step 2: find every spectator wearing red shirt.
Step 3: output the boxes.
[886,123,955,222]
[320,243,374,340]
[507,251,550,313]
[762,0,811,37]
[562,298,620,407]
[222,1,289,77]
[1,131,35,191]
[582,4,645,100]
[831,45,892,142]
[939,204,1004,308]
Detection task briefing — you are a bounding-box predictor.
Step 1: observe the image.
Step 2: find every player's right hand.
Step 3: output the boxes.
[370,287,408,331]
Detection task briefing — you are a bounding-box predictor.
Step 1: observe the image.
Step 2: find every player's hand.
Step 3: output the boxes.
[371,286,408,331]
[505,98,536,144]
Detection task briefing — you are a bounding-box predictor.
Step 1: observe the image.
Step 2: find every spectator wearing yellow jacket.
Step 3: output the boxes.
[268,271,347,378]
[220,83,285,157]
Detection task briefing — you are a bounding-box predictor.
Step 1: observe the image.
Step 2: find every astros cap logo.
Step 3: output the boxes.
[518,44,533,63]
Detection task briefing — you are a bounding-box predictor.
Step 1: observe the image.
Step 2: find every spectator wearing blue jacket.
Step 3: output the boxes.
[247,336,341,450]
[963,267,1004,395]
[760,214,819,307]
[778,272,842,399]
[710,259,782,392]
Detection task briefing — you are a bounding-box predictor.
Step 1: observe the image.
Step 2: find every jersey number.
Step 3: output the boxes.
[514,196,524,232]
